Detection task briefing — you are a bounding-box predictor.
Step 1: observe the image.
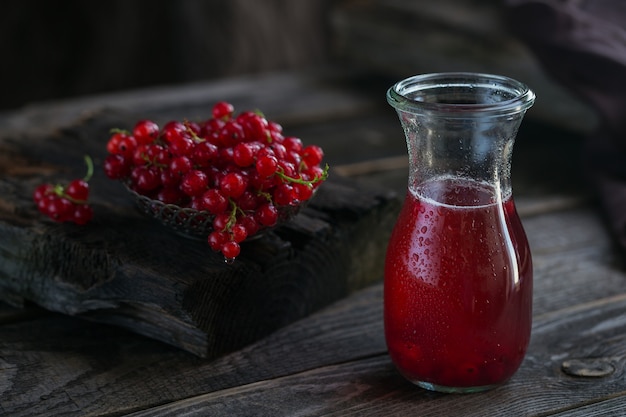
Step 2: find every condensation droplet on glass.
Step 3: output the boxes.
[421,226,427,234]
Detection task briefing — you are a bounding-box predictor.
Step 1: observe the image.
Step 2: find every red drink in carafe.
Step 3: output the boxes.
[384,176,532,391]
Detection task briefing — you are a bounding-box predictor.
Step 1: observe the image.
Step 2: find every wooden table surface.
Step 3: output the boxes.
[1,69,626,416]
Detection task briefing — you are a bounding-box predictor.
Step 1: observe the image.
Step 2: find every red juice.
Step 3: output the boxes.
[384,176,532,392]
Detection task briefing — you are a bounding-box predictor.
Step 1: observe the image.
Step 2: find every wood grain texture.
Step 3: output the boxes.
[115,295,626,417]
[1,67,623,416]
[0,108,400,358]
[1,204,625,416]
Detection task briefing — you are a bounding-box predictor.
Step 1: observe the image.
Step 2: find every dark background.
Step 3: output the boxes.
[0,0,332,111]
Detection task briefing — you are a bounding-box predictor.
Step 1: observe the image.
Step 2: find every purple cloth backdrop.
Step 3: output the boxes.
[506,0,626,254]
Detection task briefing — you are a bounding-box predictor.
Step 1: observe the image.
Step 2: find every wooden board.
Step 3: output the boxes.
[2,203,625,417]
[0,108,400,358]
[1,68,623,417]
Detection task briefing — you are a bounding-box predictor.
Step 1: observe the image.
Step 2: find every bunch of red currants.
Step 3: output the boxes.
[103,101,328,261]
[33,156,94,225]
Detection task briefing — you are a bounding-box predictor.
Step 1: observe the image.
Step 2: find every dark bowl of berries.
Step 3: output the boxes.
[103,101,328,262]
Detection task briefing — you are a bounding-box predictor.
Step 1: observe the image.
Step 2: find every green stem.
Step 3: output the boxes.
[83,155,94,182]
[276,163,329,185]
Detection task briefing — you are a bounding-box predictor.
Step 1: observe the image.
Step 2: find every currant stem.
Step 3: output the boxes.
[83,155,94,182]
[276,163,329,185]
[51,184,87,205]
[225,200,239,231]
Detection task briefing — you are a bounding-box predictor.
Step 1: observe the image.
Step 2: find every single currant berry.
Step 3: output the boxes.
[191,141,219,167]
[169,156,193,179]
[238,112,269,141]
[256,203,279,227]
[65,179,90,202]
[283,136,303,153]
[208,230,228,251]
[235,190,261,211]
[292,182,314,201]
[104,154,131,179]
[256,154,278,178]
[212,101,235,121]
[219,121,245,147]
[180,170,209,197]
[302,145,324,167]
[233,142,260,167]
[71,204,94,225]
[106,131,130,155]
[230,223,248,243]
[221,240,241,261]
[199,188,229,215]
[239,214,260,236]
[273,183,295,206]
[133,119,160,145]
[131,166,161,192]
[213,212,232,232]
[33,184,54,202]
[168,134,195,157]
[219,172,247,198]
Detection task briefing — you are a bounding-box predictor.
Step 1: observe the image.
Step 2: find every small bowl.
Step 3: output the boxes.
[125,185,306,240]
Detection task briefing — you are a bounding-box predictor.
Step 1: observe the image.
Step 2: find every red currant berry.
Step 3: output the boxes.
[169,156,193,179]
[132,166,161,192]
[212,101,234,121]
[103,154,131,179]
[208,230,228,251]
[157,187,186,205]
[65,179,90,202]
[199,189,229,214]
[256,154,278,177]
[283,136,303,153]
[33,184,53,202]
[233,142,260,167]
[230,223,248,243]
[133,120,160,145]
[191,141,219,167]
[219,172,247,198]
[293,182,313,201]
[180,170,209,197]
[256,203,278,227]
[302,145,324,167]
[273,183,295,206]
[213,212,231,232]
[107,133,137,158]
[46,196,73,222]
[221,240,241,260]
[239,215,260,236]
[219,121,245,147]
[72,204,94,225]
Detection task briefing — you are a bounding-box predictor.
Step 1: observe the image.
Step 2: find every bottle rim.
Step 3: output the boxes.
[387,72,535,117]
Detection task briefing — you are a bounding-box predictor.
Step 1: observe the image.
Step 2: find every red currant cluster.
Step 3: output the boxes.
[33,156,94,225]
[103,101,328,261]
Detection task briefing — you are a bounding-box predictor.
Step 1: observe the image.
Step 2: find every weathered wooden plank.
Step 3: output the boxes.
[549,396,626,416]
[1,204,625,416]
[0,284,386,417]
[0,107,400,358]
[0,69,618,416]
[115,295,626,417]
[0,70,382,138]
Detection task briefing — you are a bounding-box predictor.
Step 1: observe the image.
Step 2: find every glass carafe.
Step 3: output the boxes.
[384,73,535,393]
